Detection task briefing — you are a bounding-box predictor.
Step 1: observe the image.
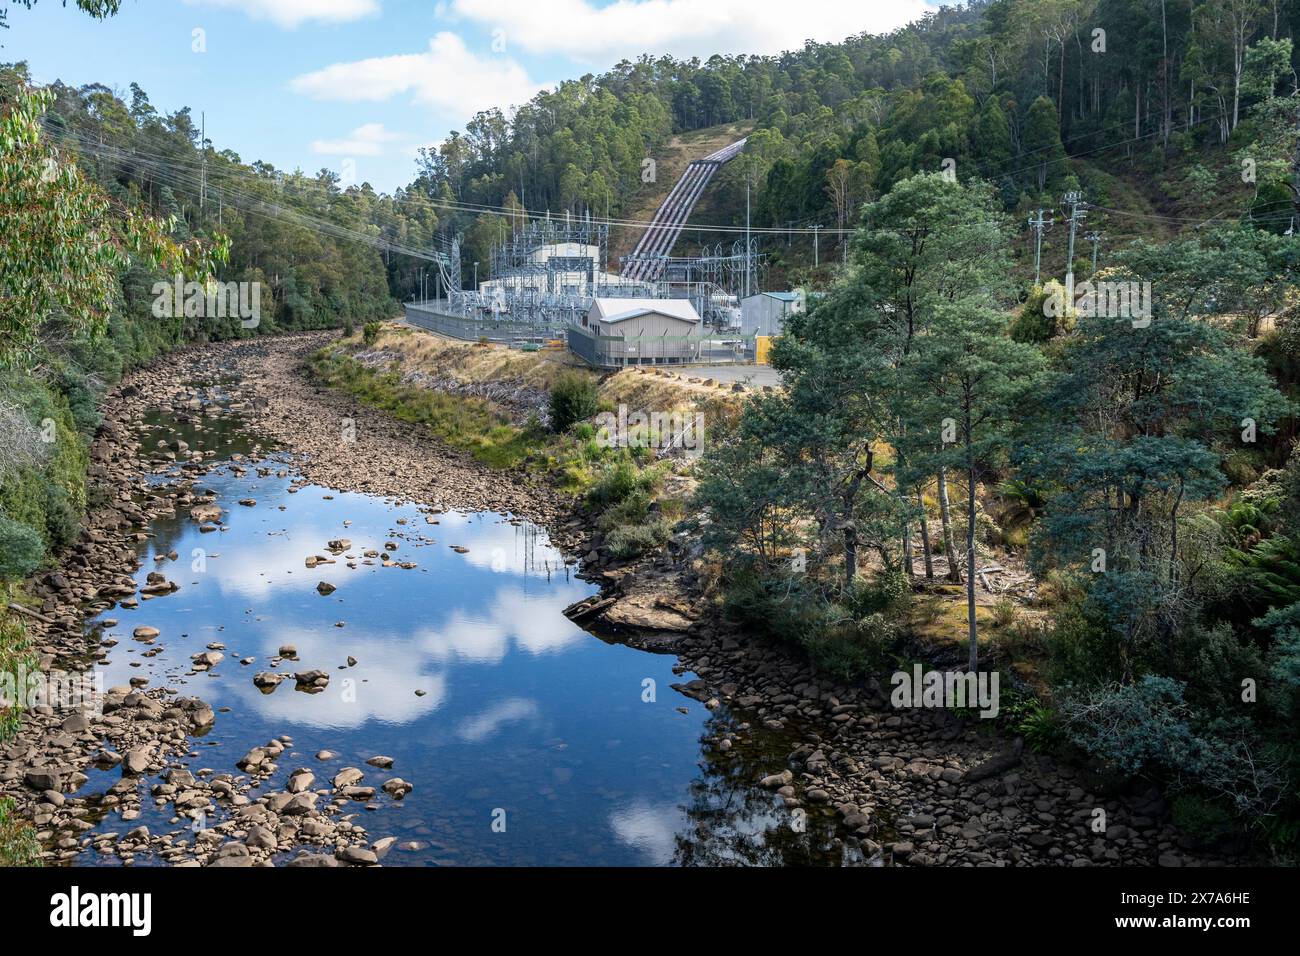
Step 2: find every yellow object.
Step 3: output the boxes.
[755,335,777,365]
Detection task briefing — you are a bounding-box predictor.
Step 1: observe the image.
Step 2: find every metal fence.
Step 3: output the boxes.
[407,301,759,368]
[567,325,757,368]
[403,301,562,346]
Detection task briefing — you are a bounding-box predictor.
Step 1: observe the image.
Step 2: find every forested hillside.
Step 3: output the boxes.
[420,0,1300,278]
[0,56,437,584]
[16,1,1298,313]
[5,0,1300,863]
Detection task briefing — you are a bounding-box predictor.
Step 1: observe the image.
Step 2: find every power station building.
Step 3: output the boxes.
[568,297,703,367]
[740,290,802,337]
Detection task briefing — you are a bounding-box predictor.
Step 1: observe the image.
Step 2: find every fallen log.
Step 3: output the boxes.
[6,603,56,625]
[562,596,617,621]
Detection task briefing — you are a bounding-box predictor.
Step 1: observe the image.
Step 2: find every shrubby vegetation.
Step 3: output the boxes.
[698,160,1300,846]
[0,797,40,868]
[5,0,1300,858]
[549,372,601,434]
[0,54,423,585]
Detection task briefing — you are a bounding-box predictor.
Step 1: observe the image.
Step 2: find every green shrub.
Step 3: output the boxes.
[992,597,1017,628]
[723,567,821,641]
[1044,602,1125,688]
[588,458,658,508]
[1059,676,1201,775]
[0,516,43,581]
[606,518,673,559]
[58,369,100,433]
[1060,676,1284,816]
[801,630,879,680]
[1012,697,1065,753]
[1171,794,1235,842]
[722,567,898,678]
[843,570,909,618]
[0,610,33,741]
[362,321,382,346]
[549,372,600,433]
[0,796,40,867]
[1259,602,1300,718]
[598,489,652,531]
[43,484,81,552]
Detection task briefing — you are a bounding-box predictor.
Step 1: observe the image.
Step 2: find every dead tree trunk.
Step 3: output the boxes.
[937,467,962,582]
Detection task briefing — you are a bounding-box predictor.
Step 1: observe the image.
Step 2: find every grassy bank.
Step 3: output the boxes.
[308,328,727,559]
[310,345,544,470]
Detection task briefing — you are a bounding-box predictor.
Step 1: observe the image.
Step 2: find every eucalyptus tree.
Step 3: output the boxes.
[1,82,214,368]
[1018,253,1291,673]
[901,303,1045,669]
[846,173,1017,580]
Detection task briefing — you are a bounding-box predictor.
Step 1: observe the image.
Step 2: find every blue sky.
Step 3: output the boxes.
[7,0,941,193]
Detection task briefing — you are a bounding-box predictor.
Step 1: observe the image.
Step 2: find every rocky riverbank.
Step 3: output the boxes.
[2,330,1238,867]
[264,331,1238,867]
[0,334,433,866]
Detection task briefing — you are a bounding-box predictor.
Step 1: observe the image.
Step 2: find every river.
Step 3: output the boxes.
[66,379,857,866]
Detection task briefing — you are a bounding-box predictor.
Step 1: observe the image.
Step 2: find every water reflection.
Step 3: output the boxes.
[70,403,853,866]
[671,709,859,867]
[458,698,542,743]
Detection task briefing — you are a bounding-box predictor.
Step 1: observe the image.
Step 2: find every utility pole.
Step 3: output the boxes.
[1027,208,1053,285]
[1289,105,1300,233]
[1062,191,1087,301]
[1085,231,1104,275]
[811,224,822,268]
[745,169,751,299]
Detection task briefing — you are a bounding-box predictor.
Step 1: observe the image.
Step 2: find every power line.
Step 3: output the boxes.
[45,122,860,238]
[39,113,1296,286]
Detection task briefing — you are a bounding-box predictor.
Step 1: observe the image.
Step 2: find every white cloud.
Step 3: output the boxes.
[609,801,685,865]
[311,122,402,156]
[457,698,540,743]
[220,623,449,729]
[416,580,592,664]
[288,32,544,117]
[186,0,381,29]
[448,0,933,63]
